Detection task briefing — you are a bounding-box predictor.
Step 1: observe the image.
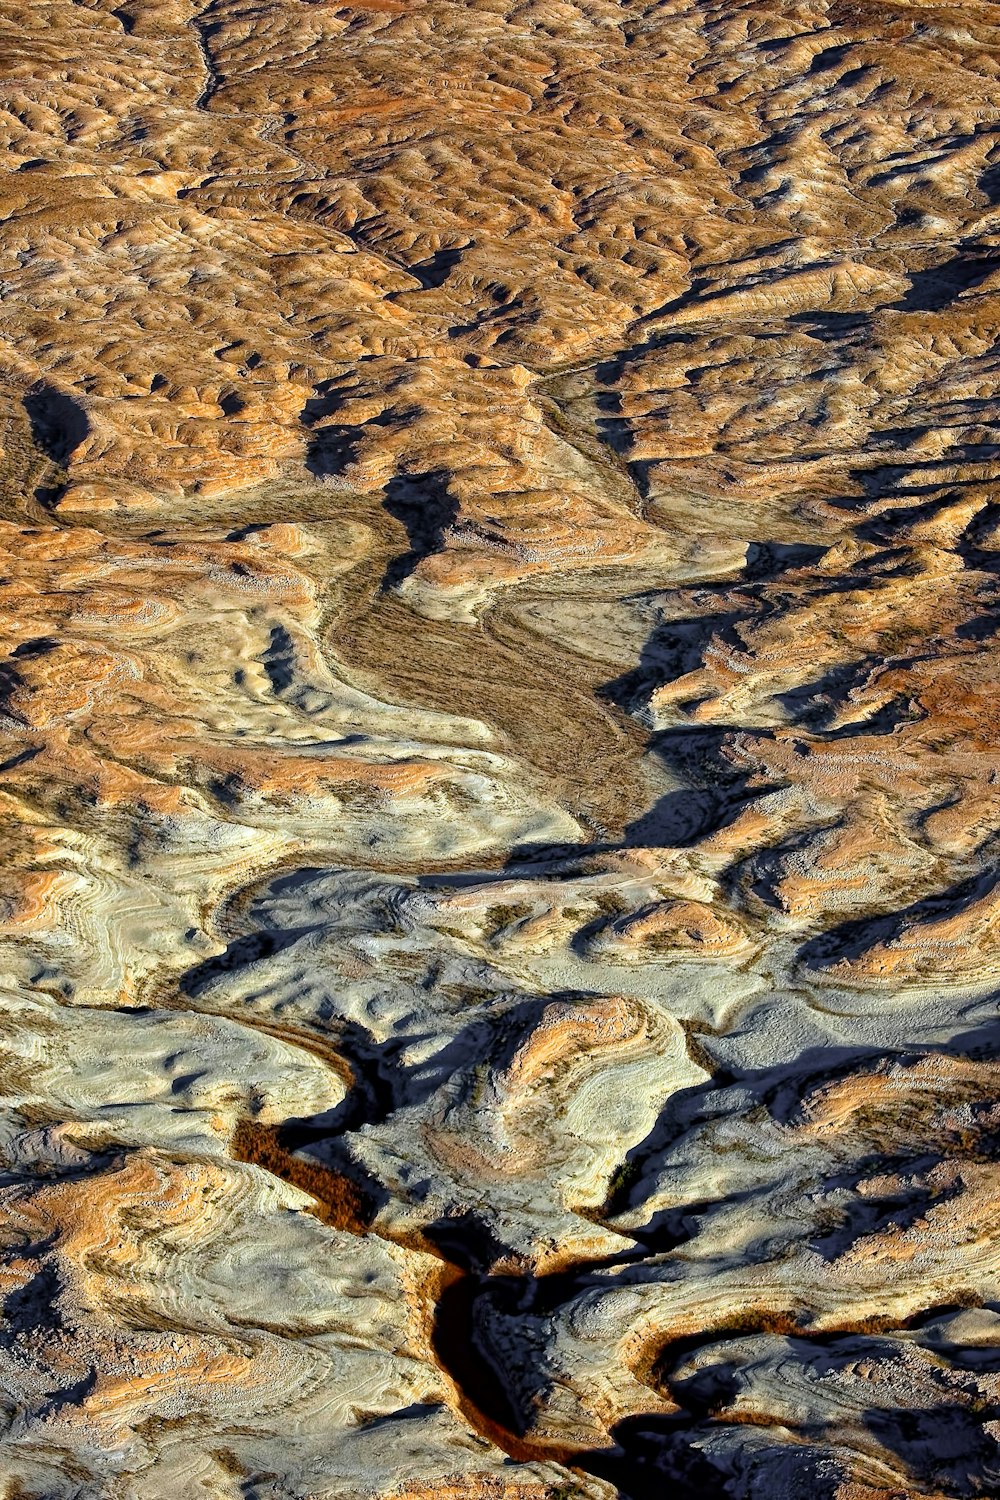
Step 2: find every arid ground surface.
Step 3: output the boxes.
[3,1,1000,1496]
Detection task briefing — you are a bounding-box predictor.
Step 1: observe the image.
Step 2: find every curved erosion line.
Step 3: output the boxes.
[189,9,221,114]
[148,454,966,1486]
[145,406,755,1467]
[228,1116,588,1470]
[320,524,654,842]
[230,1102,955,1486]
[37,333,857,1478]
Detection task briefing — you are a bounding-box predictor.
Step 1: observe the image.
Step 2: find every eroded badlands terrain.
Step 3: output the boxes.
[3,0,1000,1495]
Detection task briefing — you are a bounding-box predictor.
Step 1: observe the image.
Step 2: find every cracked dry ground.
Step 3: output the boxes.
[9,2,1000,1499]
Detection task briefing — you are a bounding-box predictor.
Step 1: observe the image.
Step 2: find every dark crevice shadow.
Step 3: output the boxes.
[977,157,1000,208]
[616,781,763,851]
[775,654,880,730]
[429,1241,693,1473]
[380,471,458,589]
[43,1368,99,1416]
[23,383,89,505]
[299,380,343,428]
[596,538,850,727]
[2,1263,64,1333]
[863,1401,1000,1493]
[634,277,714,329]
[787,308,870,344]
[180,927,311,994]
[191,17,224,112]
[304,428,359,479]
[260,622,297,694]
[807,1152,953,1263]
[579,1412,736,1500]
[743,539,827,579]
[628,722,781,850]
[852,482,979,540]
[299,383,386,477]
[797,865,1000,973]
[354,1401,445,1432]
[599,611,754,716]
[408,245,466,288]
[431,1273,532,1448]
[897,252,998,313]
[805,40,855,73]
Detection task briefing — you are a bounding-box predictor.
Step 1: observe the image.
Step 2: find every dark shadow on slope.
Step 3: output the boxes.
[600,611,753,715]
[409,246,465,288]
[863,1402,1000,1495]
[180,927,309,993]
[581,1413,736,1500]
[303,425,360,479]
[617,780,762,851]
[24,383,89,504]
[24,384,89,463]
[743,539,826,579]
[897,252,997,313]
[808,1152,955,1264]
[498,721,782,868]
[797,865,1000,973]
[381,470,457,589]
[300,381,402,479]
[628,722,781,849]
[299,380,344,428]
[355,1402,445,1432]
[787,308,870,344]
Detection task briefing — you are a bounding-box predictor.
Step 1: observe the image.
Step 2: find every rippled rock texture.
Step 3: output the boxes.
[3,0,1000,1496]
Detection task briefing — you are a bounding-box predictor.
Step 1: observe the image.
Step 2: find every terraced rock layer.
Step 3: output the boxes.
[3,0,1000,1496]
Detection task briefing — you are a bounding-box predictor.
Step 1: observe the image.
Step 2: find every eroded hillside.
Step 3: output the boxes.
[2,1,1000,1496]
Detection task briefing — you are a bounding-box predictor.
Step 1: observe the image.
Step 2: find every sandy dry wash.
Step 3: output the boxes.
[2,0,1000,1495]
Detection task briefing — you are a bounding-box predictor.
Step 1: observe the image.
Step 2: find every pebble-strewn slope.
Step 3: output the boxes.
[3,1,1000,1496]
